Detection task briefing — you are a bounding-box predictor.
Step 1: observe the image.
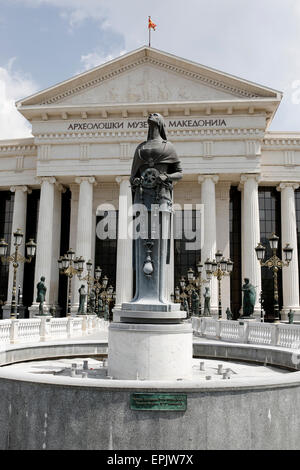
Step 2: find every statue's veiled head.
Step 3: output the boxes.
[147,112,167,141]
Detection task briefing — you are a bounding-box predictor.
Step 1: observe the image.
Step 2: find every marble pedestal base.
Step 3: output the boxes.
[108,322,193,380]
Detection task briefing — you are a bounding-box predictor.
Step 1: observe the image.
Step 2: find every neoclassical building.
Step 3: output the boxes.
[0,47,300,320]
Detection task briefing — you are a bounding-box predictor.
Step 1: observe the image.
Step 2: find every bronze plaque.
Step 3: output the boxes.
[130,393,187,411]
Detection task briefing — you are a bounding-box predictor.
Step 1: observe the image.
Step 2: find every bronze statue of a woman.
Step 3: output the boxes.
[129,113,183,309]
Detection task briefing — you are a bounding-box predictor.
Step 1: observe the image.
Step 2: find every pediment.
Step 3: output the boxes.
[17,47,281,108]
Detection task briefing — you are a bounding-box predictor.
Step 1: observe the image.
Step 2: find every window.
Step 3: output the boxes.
[258,187,282,320]
[95,211,118,289]
[174,210,201,290]
[0,191,14,313]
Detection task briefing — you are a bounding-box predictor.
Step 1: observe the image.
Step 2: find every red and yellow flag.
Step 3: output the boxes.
[148,16,157,31]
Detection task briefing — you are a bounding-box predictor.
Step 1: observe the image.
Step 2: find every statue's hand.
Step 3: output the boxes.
[132,177,141,186]
[157,173,168,183]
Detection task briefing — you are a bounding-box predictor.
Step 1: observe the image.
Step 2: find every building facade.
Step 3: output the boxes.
[0,47,300,320]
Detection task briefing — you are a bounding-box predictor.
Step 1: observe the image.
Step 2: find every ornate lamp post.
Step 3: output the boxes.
[195,261,210,316]
[0,229,36,318]
[255,233,293,322]
[205,251,234,319]
[93,271,116,318]
[78,259,95,314]
[100,281,115,320]
[58,248,84,316]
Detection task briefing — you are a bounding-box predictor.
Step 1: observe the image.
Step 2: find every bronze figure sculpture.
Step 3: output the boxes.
[130,113,183,307]
[241,278,256,317]
[36,276,47,315]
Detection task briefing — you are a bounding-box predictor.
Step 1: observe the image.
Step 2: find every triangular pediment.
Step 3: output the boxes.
[17,47,281,108]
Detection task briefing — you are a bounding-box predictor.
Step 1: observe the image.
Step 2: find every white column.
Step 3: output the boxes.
[240,174,261,314]
[277,183,300,318]
[73,177,95,310]
[114,176,133,311]
[69,184,79,251]
[32,177,56,312]
[6,186,31,304]
[216,182,231,318]
[198,174,219,314]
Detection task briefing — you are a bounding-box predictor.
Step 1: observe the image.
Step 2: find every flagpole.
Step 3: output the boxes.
[148,16,151,47]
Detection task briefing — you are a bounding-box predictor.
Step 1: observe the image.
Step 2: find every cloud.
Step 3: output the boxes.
[0,58,38,139]
[79,49,127,72]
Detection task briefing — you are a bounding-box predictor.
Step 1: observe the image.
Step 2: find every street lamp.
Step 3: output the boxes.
[174,262,210,316]
[205,252,234,319]
[0,229,36,318]
[58,249,85,316]
[255,232,293,322]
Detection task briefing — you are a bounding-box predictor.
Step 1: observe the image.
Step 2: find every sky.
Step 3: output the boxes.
[1,0,300,139]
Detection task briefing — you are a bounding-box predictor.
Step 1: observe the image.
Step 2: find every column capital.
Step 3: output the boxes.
[10,185,32,194]
[36,176,56,185]
[240,174,261,185]
[116,176,130,184]
[198,174,219,184]
[75,176,96,185]
[55,182,66,193]
[276,182,299,192]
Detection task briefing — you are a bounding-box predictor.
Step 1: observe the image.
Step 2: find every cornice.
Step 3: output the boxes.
[0,143,37,155]
[33,127,265,144]
[262,137,300,149]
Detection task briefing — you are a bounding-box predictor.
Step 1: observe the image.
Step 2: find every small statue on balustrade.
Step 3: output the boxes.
[191,289,199,316]
[181,297,189,317]
[77,285,87,315]
[203,287,211,316]
[104,302,110,321]
[88,288,96,314]
[241,278,256,317]
[226,307,233,320]
[288,309,295,324]
[36,276,47,315]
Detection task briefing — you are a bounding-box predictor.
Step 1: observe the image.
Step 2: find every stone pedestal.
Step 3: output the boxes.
[108,322,193,380]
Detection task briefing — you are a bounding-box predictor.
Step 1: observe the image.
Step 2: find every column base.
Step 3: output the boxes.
[2,304,27,319]
[108,322,193,380]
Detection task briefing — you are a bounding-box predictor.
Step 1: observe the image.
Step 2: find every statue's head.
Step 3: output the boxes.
[147,112,167,140]
[41,276,45,282]
[244,278,250,284]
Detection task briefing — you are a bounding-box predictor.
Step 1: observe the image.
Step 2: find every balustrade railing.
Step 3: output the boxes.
[0,316,108,345]
[192,316,300,350]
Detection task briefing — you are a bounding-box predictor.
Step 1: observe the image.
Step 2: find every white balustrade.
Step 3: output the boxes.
[49,318,69,338]
[192,316,300,350]
[71,318,83,337]
[219,320,240,342]
[0,315,106,345]
[277,324,300,348]
[204,318,219,338]
[18,319,42,343]
[0,320,11,344]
